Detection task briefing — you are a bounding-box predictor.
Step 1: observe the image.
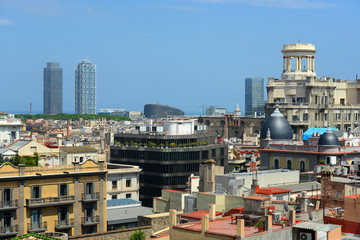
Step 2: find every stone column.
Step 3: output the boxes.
[74,177,80,236]
[312,57,315,72]
[287,57,291,72]
[283,57,286,72]
[307,57,310,72]
[296,57,299,72]
[19,180,25,235]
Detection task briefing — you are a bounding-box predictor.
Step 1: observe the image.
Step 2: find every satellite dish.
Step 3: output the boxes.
[308,212,313,221]
[283,200,289,212]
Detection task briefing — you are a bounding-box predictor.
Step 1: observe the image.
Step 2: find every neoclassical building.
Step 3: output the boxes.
[260,106,360,173]
[266,43,360,140]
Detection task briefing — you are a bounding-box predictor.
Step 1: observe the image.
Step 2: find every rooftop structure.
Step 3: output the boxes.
[0,114,22,147]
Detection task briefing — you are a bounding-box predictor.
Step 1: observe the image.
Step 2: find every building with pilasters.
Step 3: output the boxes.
[266,43,360,140]
[0,160,106,238]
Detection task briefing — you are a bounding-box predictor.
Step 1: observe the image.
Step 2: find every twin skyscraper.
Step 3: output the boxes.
[43,60,96,114]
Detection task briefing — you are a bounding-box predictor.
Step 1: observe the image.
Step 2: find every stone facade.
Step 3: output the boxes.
[198,115,264,139]
[266,43,360,140]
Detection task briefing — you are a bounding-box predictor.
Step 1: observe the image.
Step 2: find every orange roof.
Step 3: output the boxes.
[345,193,360,199]
[256,187,291,195]
[180,210,223,220]
[243,195,269,201]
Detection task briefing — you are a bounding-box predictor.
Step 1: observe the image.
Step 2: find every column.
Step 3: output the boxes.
[283,57,286,72]
[312,57,315,72]
[19,180,25,235]
[296,57,299,72]
[74,177,80,235]
[307,57,310,72]
[287,57,291,72]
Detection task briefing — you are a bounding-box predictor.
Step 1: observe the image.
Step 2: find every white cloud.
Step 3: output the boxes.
[0,18,15,25]
[194,0,336,9]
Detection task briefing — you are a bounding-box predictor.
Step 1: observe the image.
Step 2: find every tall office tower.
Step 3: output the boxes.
[75,59,96,114]
[245,77,264,116]
[43,62,63,114]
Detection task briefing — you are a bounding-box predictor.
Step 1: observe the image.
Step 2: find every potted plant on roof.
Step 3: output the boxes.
[254,218,265,232]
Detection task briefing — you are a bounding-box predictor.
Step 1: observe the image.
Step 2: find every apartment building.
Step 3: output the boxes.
[0,160,106,238]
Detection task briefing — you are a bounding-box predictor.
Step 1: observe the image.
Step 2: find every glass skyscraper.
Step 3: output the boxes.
[75,59,96,114]
[245,77,265,116]
[43,62,63,114]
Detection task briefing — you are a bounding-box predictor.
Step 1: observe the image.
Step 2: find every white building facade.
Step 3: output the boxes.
[0,115,22,147]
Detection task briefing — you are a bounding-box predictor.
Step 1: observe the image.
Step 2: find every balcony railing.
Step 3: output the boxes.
[81,215,99,226]
[55,218,74,229]
[0,225,19,236]
[27,221,47,232]
[26,195,75,208]
[81,192,99,202]
[0,200,19,210]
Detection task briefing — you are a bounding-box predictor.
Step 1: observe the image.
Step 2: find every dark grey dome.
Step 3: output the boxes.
[318,128,339,146]
[260,106,293,139]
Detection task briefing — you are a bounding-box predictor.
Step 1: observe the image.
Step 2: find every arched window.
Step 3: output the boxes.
[274,159,279,169]
[287,160,292,170]
[300,161,306,172]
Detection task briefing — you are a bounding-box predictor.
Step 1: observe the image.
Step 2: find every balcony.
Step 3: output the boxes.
[26,195,75,208]
[81,215,99,226]
[27,221,47,233]
[0,225,19,237]
[55,218,74,230]
[0,200,19,211]
[81,192,99,202]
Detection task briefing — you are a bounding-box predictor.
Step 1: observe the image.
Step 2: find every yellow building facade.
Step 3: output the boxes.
[0,160,107,238]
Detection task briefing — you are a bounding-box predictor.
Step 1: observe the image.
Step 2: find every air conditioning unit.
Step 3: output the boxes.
[299,232,312,240]
[273,213,281,222]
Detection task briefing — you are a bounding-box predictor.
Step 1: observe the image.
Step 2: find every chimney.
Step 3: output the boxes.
[99,160,105,171]
[236,218,245,237]
[206,159,216,192]
[201,214,209,233]
[209,204,216,220]
[66,120,70,141]
[265,215,272,232]
[300,191,308,212]
[289,209,296,226]
[30,103,32,115]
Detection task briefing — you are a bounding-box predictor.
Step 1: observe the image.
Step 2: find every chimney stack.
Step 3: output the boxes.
[236,218,245,237]
[289,209,296,226]
[30,103,32,115]
[205,159,216,192]
[201,214,209,233]
[66,120,70,141]
[209,204,216,220]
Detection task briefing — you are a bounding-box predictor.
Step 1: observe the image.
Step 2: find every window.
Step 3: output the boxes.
[221,148,224,156]
[287,160,292,170]
[212,149,216,157]
[2,188,12,207]
[324,113,328,121]
[61,158,64,164]
[74,157,79,162]
[292,115,298,121]
[300,161,306,172]
[85,183,94,199]
[84,203,94,222]
[112,181,117,189]
[112,195,117,200]
[31,209,42,228]
[315,113,318,121]
[59,184,68,196]
[58,206,68,225]
[348,113,351,121]
[32,186,41,199]
[303,113,308,121]
[274,159,279,169]
[80,157,84,163]
[340,99,345,105]
[276,195,283,200]
[126,194,131,199]
[2,212,12,230]
[126,179,131,188]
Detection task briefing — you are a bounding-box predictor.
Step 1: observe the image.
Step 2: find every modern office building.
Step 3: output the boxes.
[205,106,227,116]
[110,119,228,207]
[43,62,63,114]
[75,60,96,114]
[0,160,107,237]
[245,77,265,116]
[266,43,360,140]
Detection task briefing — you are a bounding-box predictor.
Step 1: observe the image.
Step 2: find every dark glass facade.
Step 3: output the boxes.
[43,62,63,114]
[110,133,227,207]
[245,77,265,116]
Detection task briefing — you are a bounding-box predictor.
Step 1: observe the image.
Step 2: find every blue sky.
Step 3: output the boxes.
[0,0,359,114]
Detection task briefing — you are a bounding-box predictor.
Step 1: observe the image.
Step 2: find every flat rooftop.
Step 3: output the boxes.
[174,216,287,237]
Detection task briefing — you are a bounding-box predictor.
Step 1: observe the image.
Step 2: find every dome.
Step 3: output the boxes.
[318,127,339,146]
[260,106,293,139]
